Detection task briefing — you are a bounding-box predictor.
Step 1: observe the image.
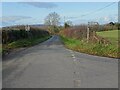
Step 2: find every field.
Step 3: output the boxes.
[97,30,119,44]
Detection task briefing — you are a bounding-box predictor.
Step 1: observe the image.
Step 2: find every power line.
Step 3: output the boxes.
[73,2,117,19]
[83,2,116,17]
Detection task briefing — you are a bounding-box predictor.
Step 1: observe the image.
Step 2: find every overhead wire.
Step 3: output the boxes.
[64,2,117,22]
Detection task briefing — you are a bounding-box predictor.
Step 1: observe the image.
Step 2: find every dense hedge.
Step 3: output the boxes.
[2,26,50,44]
[60,25,88,39]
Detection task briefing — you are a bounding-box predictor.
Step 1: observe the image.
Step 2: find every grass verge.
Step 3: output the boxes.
[60,35,119,58]
[3,35,51,55]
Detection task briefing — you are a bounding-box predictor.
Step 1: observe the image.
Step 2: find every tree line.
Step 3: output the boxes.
[44,12,120,34]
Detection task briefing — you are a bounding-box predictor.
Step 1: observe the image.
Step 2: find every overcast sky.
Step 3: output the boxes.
[0,2,118,27]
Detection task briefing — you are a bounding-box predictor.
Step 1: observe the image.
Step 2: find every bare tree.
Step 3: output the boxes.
[44,12,60,26]
[44,12,60,34]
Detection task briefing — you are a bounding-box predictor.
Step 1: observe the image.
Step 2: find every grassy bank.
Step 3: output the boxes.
[3,35,51,55]
[61,35,118,58]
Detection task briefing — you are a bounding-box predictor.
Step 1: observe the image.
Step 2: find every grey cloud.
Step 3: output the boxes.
[21,2,57,9]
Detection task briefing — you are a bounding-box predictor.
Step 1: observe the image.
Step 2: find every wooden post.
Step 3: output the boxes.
[87,22,99,43]
[87,27,89,43]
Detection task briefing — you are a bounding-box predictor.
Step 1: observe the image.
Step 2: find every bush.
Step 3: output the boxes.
[61,25,88,39]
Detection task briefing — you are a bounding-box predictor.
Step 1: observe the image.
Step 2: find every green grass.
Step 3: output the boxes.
[97,30,119,44]
[61,35,119,58]
[3,36,51,55]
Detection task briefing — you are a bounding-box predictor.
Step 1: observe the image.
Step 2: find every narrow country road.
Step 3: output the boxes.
[3,35,118,88]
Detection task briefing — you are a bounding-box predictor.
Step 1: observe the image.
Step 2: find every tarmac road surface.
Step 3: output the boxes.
[2,35,118,88]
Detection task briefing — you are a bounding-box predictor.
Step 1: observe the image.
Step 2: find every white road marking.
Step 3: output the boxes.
[72,56,76,59]
[68,49,81,88]
[71,54,75,57]
[74,79,81,87]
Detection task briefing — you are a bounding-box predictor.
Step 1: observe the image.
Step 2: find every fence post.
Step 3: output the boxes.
[87,22,99,43]
[87,26,89,43]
